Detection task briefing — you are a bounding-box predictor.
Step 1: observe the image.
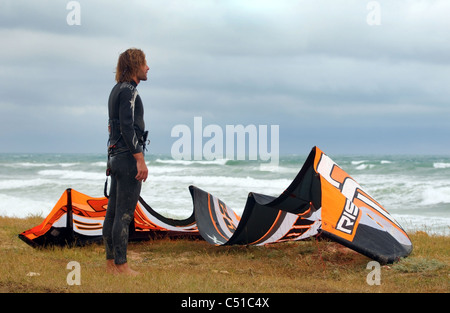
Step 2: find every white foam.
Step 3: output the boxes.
[258,163,297,174]
[393,214,450,235]
[148,166,184,174]
[155,158,228,166]
[38,169,104,180]
[147,173,290,191]
[355,164,375,170]
[434,162,450,169]
[90,161,107,167]
[0,178,53,190]
[4,162,79,168]
[421,186,450,205]
[0,194,51,218]
[4,162,55,168]
[59,163,79,168]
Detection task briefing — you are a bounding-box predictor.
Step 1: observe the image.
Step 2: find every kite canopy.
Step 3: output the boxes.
[19,147,412,264]
[18,189,199,247]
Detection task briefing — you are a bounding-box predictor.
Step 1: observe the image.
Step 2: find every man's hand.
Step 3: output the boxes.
[133,152,148,182]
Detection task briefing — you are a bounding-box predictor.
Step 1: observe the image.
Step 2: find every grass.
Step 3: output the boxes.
[0,216,449,293]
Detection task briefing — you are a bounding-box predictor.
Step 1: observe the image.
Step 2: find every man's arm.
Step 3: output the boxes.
[133,152,148,182]
[118,87,143,155]
[118,86,148,182]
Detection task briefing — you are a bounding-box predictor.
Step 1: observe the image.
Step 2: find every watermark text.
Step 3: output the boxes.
[66,1,81,26]
[366,1,381,26]
[171,117,279,166]
[366,261,381,285]
[66,261,81,285]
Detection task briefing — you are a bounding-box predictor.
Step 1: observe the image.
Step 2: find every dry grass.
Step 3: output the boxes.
[1,216,449,293]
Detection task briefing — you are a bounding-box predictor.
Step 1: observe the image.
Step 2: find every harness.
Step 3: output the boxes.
[104,121,150,198]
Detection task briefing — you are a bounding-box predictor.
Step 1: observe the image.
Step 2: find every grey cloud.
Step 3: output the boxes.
[0,0,449,154]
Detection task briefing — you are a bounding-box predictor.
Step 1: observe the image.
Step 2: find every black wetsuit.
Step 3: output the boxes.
[107,81,145,156]
[103,81,146,265]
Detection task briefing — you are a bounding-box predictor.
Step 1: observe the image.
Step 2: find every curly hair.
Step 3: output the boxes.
[115,48,146,83]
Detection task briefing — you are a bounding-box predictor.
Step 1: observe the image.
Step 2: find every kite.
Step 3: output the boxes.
[191,147,413,264]
[18,189,199,247]
[19,147,412,264]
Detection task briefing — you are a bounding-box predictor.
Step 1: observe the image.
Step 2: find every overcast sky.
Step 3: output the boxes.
[1,0,449,156]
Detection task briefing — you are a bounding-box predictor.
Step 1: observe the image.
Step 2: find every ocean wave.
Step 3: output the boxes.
[420,186,450,205]
[38,169,104,180]
[350,159,393,171]
[0,178,54,190]
[155,158,229,166]
[393,214,450,235]
[351,160,367,165]
[148,166,185,174]
[147,173,291,190]
[3,162,54,168]
[434,162,450,169]
[354,164,375,170]
[348,161,384,172]
[0,193,53,218]
[58,163,79,167]
[91,161,107,167]
[258,163,297,174]
[2,153,449,236]
[348,173,450,209]
[3,162,79,168]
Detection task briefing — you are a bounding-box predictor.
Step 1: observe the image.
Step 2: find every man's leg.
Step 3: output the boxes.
[111,152,142,274]
[103,170,117,272]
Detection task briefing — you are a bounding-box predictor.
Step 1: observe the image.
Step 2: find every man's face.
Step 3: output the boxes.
[137,61,149,81]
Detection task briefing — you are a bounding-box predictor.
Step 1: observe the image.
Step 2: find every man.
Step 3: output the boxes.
[103,48,149,275]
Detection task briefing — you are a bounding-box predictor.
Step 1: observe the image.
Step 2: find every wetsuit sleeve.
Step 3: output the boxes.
[118,88,143,155]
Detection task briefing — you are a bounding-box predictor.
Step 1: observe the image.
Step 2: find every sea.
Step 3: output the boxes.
[0,152,449,236]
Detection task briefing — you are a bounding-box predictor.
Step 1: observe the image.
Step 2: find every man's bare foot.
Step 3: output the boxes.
[115,262,140,276]
[106,260,119,274]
